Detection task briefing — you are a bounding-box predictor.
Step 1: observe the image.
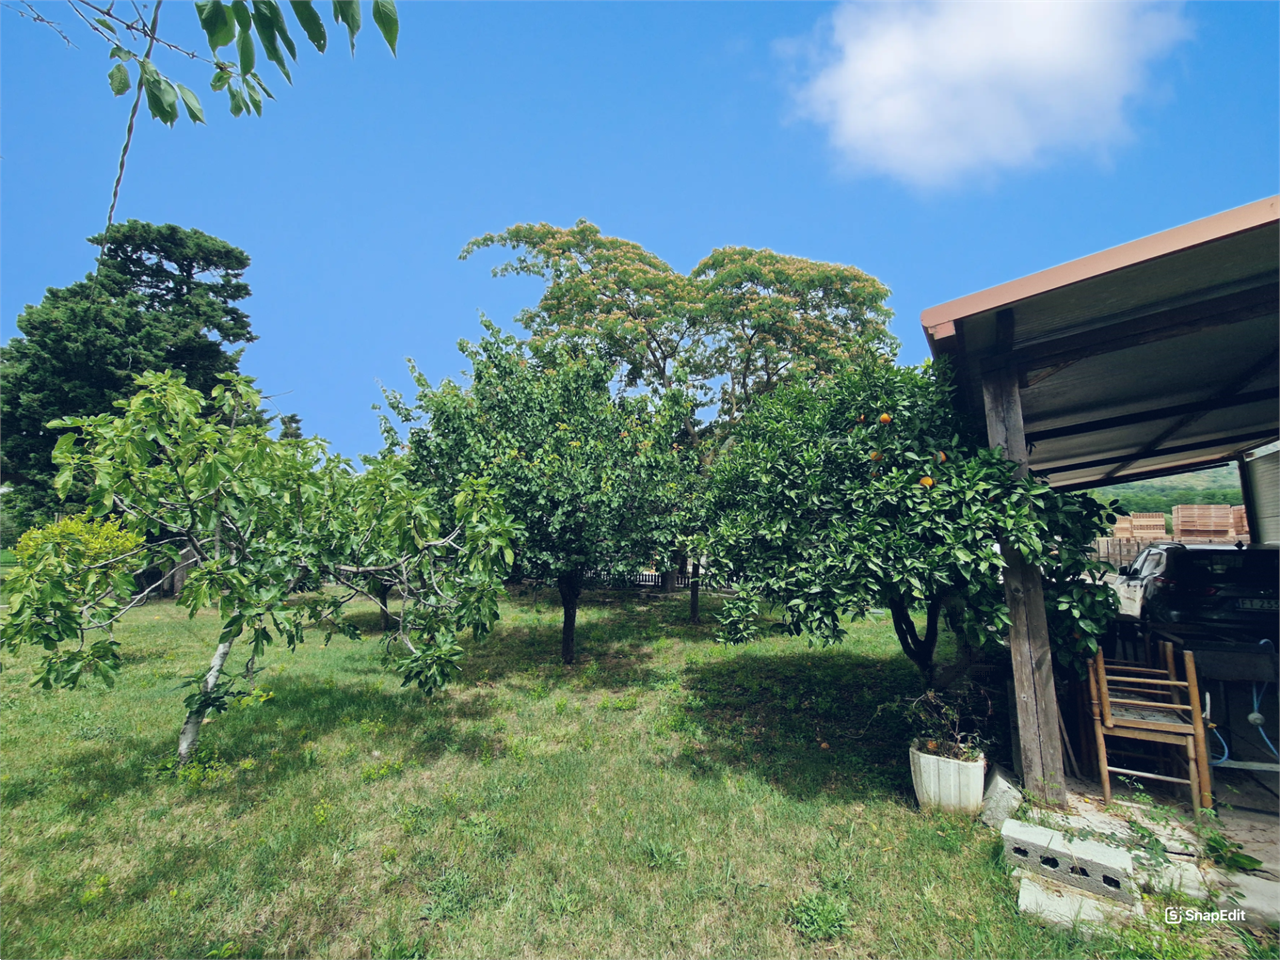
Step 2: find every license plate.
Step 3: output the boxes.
[1237,598,1280,611]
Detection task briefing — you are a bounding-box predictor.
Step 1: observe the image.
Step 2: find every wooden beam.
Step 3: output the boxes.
[1024,387,1277,443]
[982,358,1068,806]
[1037,430,1279,476]
[1102,352,1280,480]
[980,280,1278,376]
[1051,455,1254,492]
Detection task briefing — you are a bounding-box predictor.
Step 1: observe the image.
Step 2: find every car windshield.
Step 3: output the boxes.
[1175,551,1278,589]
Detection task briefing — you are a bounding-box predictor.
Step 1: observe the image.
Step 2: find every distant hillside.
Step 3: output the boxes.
[1088,464,1241,521]
[1104,464,1240,493]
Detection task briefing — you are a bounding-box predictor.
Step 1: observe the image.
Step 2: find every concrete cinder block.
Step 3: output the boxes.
[980,764,1023,829]
[1002,819,1136,904]
[1001,819,1056,864]
[1014,869,1144,933]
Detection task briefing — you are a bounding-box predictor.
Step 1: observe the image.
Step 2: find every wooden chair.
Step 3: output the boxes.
[1087,641,1212,814]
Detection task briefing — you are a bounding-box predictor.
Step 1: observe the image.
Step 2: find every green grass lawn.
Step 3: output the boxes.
[1,589,1270,959]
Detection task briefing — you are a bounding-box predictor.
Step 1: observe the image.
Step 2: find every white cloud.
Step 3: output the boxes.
[795,2,1192,188]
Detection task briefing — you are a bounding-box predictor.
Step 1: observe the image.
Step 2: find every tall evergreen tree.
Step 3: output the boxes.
[1,220,256,535]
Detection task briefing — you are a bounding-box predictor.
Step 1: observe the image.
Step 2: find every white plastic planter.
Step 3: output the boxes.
[909,745,985,815]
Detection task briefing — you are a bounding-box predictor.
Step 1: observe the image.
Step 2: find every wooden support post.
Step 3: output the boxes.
[982,353,1068,806]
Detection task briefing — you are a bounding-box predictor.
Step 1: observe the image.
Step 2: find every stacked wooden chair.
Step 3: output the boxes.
[1086,640,1213,814]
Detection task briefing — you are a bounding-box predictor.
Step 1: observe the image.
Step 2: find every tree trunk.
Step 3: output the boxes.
[176,634,237,766]
[932,590,978,690]
[886,595,941,686]
[558,570,583,665]
[660,570,677,593]
[689,561,701,624]
[373,578,392,632]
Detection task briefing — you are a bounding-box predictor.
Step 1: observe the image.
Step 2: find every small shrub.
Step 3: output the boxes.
[789,891,851,941]
[79,873,110,908]
[359,716,387,737]
[360,758,404,784]
[373,935,429,960]
[312,802,332,827]
[547,887,585,917]
[419,868,483,923]
[459,811,498,844]
[395,802,434,835]
[640,839,686,870]
[151,746,233,787]
[15,512,141,569]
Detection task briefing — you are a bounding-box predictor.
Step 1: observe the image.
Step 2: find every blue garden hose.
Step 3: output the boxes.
[1206,688,1230,765]
[1205,640,1278,763]
[1253,678,1278,759]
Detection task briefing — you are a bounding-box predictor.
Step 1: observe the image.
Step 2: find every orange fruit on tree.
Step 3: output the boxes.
[879,413,892,424]
[919,476,935,488]
[869,450,882,461]
[936,451,947,464]
[857,414,866,423]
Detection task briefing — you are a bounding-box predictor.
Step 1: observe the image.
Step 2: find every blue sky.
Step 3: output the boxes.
[3,1,1277,461]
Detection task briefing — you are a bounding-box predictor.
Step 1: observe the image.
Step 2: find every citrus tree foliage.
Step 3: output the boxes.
[0,221,259,534]
[5,513,143,690]
[397,322,698,664]
[20,1,398,126]
[460,221,894,450]
[0,372,515,764]
[700,350,1118,686]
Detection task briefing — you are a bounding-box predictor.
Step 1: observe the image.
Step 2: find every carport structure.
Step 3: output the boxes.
[920,196,1279,804]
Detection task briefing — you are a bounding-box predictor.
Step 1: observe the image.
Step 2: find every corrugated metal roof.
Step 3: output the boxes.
[921,197,1279,489]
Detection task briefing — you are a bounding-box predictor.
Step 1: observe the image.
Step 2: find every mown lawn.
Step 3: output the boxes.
[1,589,1270,959]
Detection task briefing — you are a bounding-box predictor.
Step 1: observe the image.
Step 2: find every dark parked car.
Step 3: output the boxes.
[1113,542,1279,639]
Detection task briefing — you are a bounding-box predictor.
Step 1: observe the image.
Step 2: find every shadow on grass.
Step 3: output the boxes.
[454,587,715,692]
[29,672,497,822]
[1,672,508,936]
[676,647,927,804]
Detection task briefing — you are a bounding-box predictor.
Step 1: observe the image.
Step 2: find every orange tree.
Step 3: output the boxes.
[460,221,894,615]
[699,347,1117,687]
[398,322,698,665]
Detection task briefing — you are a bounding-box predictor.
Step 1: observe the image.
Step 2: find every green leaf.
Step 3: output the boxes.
[249,72,275,99]
[107,62,129,97]
[244,80,263,116]
[267,1,298,59]
[195,1,237,50]
[228,85,246,116]
[331,0,360,54]
[94,17,118,34]
[211,69,233,91]
[109,45,133,61]
[289,1,327,52]
[52,465,73,500]
[142,65,180,126]
[372,0,397,55]
[251,1,292,82]
[232,2,257,75]
[177,84,206,123]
